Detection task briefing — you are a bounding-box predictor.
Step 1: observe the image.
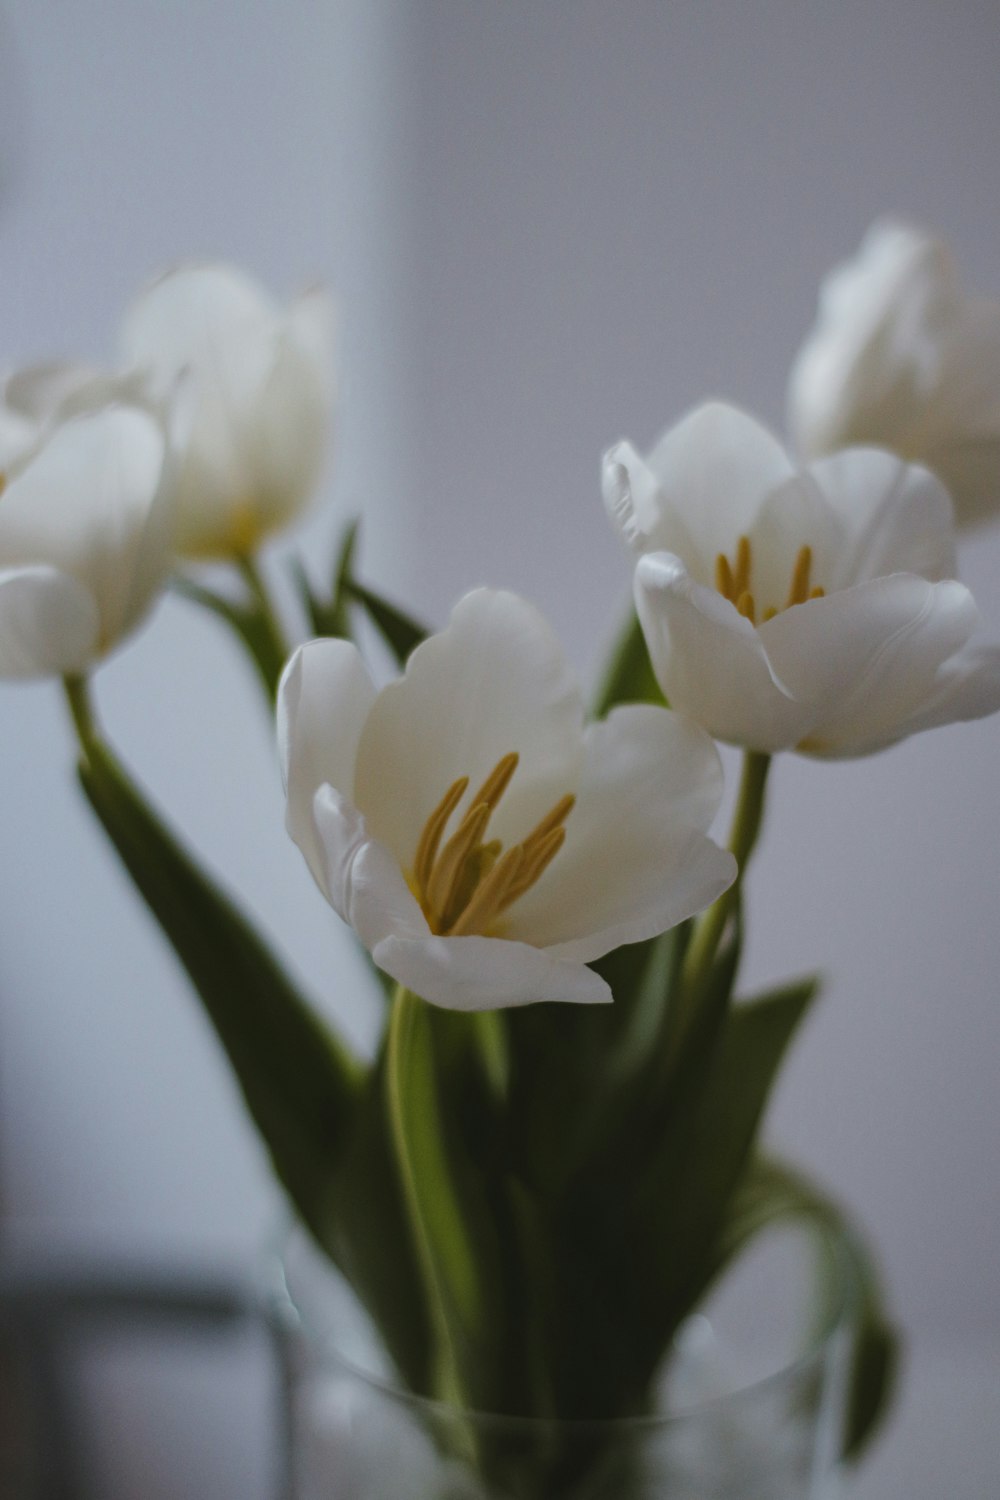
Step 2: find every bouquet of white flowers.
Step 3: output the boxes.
[4,224,999,1499]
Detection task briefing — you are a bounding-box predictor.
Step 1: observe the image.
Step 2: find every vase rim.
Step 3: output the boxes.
[265,1215,861,1435]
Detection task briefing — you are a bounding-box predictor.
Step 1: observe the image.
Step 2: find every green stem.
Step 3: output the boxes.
[385,986,466,1406]
[63,674,100,761]
[673,750,771,1043]
[236,551,291,665]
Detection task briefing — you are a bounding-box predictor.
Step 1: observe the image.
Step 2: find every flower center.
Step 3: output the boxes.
[409,751,575,938]
[714,534,824,625]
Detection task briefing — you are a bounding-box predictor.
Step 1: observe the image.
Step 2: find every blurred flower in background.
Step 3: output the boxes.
[788,220,1000,528]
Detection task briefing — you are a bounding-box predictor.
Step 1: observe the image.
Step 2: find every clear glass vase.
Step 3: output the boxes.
[267,1219,857,1500]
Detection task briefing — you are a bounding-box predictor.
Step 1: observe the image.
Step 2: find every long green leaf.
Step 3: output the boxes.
[344,578,429,666]
[386,990,507,1410]
[172,575,286,703]
[77,741,359,1245]
[721,1155,899,1461]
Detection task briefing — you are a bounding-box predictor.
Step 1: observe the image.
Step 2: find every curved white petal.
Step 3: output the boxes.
[635,552,812,751]
[888,637,1000,741]
[0,407,168,654]
[122,262,312,557]
[310,785,429,952]
[788,221,947,458]
[510,705,736,959]
[0,566,100,678]
[372,931,610,1012]
[642,403,796,578]
[242,306,332,536]
[807,448,956,585]
[278,640,377,888]
[353,589,584,868]
[602,440,700,564]
[761,575,983,756]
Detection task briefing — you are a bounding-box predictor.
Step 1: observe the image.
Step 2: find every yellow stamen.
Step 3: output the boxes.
[413,775,468,893]
[715,535,824,623]
[786,545,813,609]
[447,845,524,936]
[470,751,519,811]
[715,552,734,601]
[0,472,6,498]
[732,534,752,598]
[502,827,567,909]
[425,801,492,927]
[520,792,576,854]
[410,755,575,937]
[735,590,756,625]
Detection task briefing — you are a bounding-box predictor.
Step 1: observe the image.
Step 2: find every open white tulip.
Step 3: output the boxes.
[120,263,334,559]
[0,403,174,678]
[788,220,1000,528]
[279,588,736,1011]
[605,403,1000,757]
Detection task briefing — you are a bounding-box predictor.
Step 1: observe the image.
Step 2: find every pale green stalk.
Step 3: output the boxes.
[672,749,771,1050]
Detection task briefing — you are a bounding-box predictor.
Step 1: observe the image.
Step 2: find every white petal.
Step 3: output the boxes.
[0,407,168,652]
[122,263,283,556]
[353,589,584,868]
[509,705,736,960]
[278,639,377,889]
[640,403,796,579]
[807,448,956,585]
[761,575,983,756]
[311,784,429,951]
[4,362,104,424]
[634,553,812,751]
[788,221,946,458]
[0,566,100,678]
[242,303,333,536]
[889,637,1000,739]
[372,931,610,1011]
[122,262,279,377]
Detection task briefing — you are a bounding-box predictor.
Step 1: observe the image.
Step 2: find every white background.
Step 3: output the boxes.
[0,4,998,1495]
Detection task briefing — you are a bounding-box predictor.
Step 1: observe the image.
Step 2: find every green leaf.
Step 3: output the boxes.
[172,575,286,703]
[289,519,359,639]
[344,578,429,666]
[77,740,360,1247]
[325,1047,434,1393]
[721,1155,900,1462]
[385,990,507,1410]
[592,608,665,718]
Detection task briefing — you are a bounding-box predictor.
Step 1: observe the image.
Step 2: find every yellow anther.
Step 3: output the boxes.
[786,545,813,609]
[736,590,756,624]
[447,845,524,936]
[413,775,469,893]
[470,751,519,811]
[0,472,7,497]
[732,535,752,598]
[520,792,576,855]
[717,535,823,623]
[502,826,568,909]
[411,756,574,936]
[715,552,735,601]
[810,585,825,600]
[425,801,492,927]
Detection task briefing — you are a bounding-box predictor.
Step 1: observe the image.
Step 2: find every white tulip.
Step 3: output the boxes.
[279,588,736,1011]
[604,403,1000,757]
[788,220,1000,528]
[0,402,174,678]
[120,263,334,559]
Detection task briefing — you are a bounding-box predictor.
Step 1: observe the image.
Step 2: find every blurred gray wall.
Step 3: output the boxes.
[1,3,998,1495]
